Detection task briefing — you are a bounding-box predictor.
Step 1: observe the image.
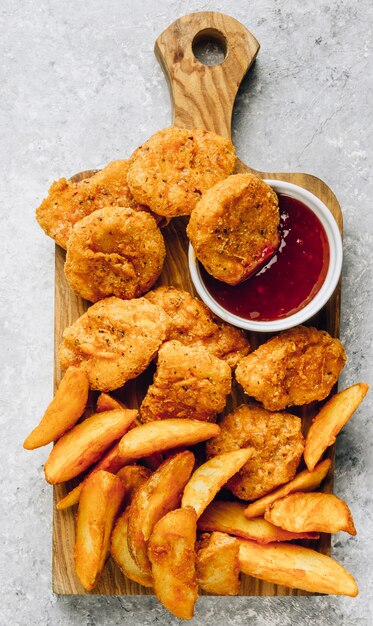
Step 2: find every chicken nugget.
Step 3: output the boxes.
[235,326,347,411]
[36,160,163,249]
[64,207,165,302]
[127,127,236,218]
[140,340,231,423]
[187,173,280,285]
[59,296,170,391]
[145,286,250,368]
[206,403,304,500]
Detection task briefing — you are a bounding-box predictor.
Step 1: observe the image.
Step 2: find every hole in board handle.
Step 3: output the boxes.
[192,28,228,66]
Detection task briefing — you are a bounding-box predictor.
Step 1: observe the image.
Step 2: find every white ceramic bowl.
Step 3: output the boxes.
[188,179,343,333]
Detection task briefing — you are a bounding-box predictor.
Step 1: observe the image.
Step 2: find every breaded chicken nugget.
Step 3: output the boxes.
[127,127,236,218]
[36,160,163,250]
[145,286,250,368]
[64,207,165,302]
[236,326,347,411]
[187,173,280,285]
[140,340,231,423]
[59,297,170,391]
[206,403,304,500]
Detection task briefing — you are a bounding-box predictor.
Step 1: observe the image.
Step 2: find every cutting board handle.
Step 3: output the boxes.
[155,11,260,138]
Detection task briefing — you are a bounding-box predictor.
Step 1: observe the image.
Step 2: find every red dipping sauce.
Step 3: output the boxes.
[200,194,330,321]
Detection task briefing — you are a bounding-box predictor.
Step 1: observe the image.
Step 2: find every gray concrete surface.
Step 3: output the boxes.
[1,0,372,624]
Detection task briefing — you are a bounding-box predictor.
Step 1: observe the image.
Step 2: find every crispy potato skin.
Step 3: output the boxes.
[127,127,236,218]
[304,382,369,471]
[197,532,240,595]
[118,418,220,458]
[116,465,152,504]
[238,539,358,597]
[140,340,231,423]
[35,160,163,249]
[23,367,89,450]
[206,403,304,500]
[145,286,250,368]
[127,451,195,575]
[235,326,347,411]
[65,207,165,302]
[148,507,198,619]
[181,449,253,518]
[198,501,319,542]
[111,508,153,587]
[96,393,126,412]
[243,459,331,519]
[45,408,137,484]
[187,173,280,285]
[59,296,170,391]
[265,492,356,535]
[74,470,126,590]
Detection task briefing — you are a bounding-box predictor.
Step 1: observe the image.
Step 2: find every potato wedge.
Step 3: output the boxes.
[118,419,220,459]
[182,449,253,518]
[244,458,331,519]
[74,470,126,590]
[45,408,137,484]
[127,451,195,575]
[148,507,198,620]
[116,465,152,504]
[96,393,126,412]
[111,507,153,587]
[304,382,369,471]
[196,531,240,595]
[238,539,358,597]
[265,492,356,535]
[23,367,89,450]
[198,501,319,542]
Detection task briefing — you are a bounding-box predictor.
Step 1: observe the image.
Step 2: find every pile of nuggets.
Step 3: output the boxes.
[26,126,369,618]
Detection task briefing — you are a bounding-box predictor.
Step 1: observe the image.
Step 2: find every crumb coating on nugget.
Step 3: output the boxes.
[127,127,236,218]
[187,173,280,285]
[65,207,166,302]
[235,326,347,411]
[36,160,162,249]
[59,296,170,391]
[145,286,250,368]
[140,340,232,423]
[206,403,304,500]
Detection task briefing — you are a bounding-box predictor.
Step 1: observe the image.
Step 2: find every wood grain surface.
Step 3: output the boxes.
[53,11,342,596]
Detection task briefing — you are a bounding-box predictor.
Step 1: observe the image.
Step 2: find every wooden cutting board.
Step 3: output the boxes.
[52,11,342,596]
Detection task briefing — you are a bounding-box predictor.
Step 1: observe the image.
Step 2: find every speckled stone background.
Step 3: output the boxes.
[1,0,372,624]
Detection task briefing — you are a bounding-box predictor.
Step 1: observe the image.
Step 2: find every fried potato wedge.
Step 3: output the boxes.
[244,458,331,519]
[116,465,152,504]
[181,449,253,518]
[74,470,126,590]
[265,492,356,535]
[148,507,198,620]
[128,451,195,575]
[111,507,153,587]
[238,539,358,596]
[304,382,369,471]
[198,501,319,542]
[23,367,89,450]
[45,408,137,484]
[118,419,220,459]
[96,393,126,412]
[196,531,240,595]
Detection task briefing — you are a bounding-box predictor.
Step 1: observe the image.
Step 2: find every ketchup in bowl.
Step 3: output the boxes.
[200,194,330,322]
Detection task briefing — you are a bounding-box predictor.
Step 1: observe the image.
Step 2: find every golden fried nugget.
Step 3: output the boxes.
[127,127,236,218]
[140,340,231,423]
[235,326,347,411]
[64,207,165,302]
[187,173,280,285]
[36,160,164,250]
[206,403,304,500]
[59,296,170,391]
[145,286,250,368]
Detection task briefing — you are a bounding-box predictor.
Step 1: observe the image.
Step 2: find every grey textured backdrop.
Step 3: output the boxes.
[1,0,372,624]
